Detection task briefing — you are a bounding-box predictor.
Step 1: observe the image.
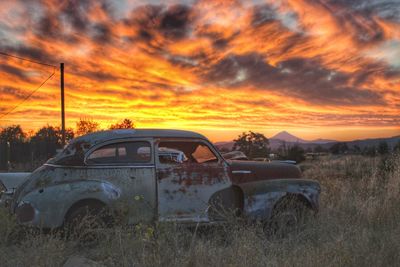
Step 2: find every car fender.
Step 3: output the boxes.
[16,179,121,228]
[237,178,320,221]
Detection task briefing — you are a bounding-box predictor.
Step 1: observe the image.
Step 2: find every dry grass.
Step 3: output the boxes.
[0,153,399,267]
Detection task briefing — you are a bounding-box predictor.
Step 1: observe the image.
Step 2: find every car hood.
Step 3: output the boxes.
[0,172,31,191]
[228,160,302,184]
[10,165,53,212]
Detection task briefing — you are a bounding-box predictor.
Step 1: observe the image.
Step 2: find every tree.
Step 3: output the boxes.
[31,125,74,159]
[363,146,377,157]
[277,141,288,157]
[76,118,100,136]
[378,141,389,155]
[232,131,269,159]
[329,142,349,154]
[0,125,28,165]
[394,140,400,153]
[109,118,135,129]
[352,145,361,154]
[0,125,26,143]
[314,145,327,153]
[286,145,306,163]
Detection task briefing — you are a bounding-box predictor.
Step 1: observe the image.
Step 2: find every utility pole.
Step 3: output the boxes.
[60,63,65,146]
[6,141,10,172]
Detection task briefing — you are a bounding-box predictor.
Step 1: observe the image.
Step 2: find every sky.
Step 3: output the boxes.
[0,0,399,142]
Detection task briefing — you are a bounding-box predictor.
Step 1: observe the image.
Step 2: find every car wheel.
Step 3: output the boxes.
[65,204,112,244]
[264,199,312,238]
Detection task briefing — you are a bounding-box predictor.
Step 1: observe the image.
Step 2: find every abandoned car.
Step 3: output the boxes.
[9,129,320,231]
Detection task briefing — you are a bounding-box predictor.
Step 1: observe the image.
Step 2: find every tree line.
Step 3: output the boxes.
[321,141,399,156]
[0,118,135,170]
[1,123,398,171]
[229,131,400,163]
[230,131,307,163]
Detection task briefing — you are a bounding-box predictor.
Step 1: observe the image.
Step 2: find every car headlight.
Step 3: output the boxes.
[0,181,6,193]
[16,202,36,223]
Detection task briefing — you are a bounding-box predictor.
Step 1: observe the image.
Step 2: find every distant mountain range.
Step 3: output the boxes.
[215,131,400,151]
[270,131,337,144]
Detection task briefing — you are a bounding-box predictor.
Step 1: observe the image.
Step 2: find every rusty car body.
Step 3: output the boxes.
[9,129,320,229]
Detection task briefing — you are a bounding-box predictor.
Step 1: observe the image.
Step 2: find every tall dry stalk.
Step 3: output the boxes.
[1,153,399,266]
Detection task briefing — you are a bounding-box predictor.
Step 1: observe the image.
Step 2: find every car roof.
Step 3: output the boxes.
[70,129,208,146]
[48,129,210,166]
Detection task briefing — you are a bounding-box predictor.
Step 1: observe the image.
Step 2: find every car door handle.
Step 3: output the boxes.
[130,176,136,180]
[232,170,252,174]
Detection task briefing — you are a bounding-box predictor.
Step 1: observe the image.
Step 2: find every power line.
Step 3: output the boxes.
[0,51,58,120]
[0,69,56,120]
[0,51,57,68]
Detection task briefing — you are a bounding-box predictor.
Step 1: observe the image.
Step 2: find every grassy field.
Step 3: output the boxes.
[0,153,399,266]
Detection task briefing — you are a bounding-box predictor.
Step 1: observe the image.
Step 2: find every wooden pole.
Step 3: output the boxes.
[60,63,65,146]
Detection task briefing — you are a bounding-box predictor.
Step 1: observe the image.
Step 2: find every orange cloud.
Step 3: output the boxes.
[0,0,399,141]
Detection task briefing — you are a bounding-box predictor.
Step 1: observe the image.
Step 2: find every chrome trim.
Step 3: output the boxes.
[44,163,155,169]
[232,170,252,174]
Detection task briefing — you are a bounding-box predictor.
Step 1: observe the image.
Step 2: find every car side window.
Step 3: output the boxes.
[158,141,218,164]
[87,141,151,164]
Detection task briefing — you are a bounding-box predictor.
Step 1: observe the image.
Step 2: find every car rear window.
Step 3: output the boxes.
[86,141,151,165]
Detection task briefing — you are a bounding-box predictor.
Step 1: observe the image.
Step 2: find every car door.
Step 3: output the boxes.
[155,138,232,223]
[85,139,156,224]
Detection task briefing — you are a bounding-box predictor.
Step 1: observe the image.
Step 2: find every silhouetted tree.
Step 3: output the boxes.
[378,141,389,155]
[31,126,74,159]
[394,140,400,153]
[286,145,306,163]
[314,145,327,153]
[109,118,135,129]
[363,146,377,157]
[352,145,361,154]
[0,125,29,165]
[233,131,269,159]
[329,142,349,154]
[0,125,26,143]
[76,118,100,136]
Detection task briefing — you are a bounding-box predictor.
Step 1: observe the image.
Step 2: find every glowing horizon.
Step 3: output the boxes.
[0,0,399,142]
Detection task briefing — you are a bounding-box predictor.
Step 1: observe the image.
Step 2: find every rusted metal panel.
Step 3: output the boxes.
[157,163,232,222]
[90,167,157,224]
[229,161,302,184]
[13,165,157,228]
[156,138,232,222]
[239,179,320,220]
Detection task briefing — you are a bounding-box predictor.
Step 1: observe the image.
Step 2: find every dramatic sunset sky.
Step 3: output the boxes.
[0,0,399,142]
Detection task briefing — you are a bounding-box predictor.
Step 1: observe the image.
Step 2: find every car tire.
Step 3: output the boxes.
[65,203,112,244]
[264,198,312,238]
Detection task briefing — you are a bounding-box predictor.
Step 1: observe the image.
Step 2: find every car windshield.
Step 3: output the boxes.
[48,141,91,166]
